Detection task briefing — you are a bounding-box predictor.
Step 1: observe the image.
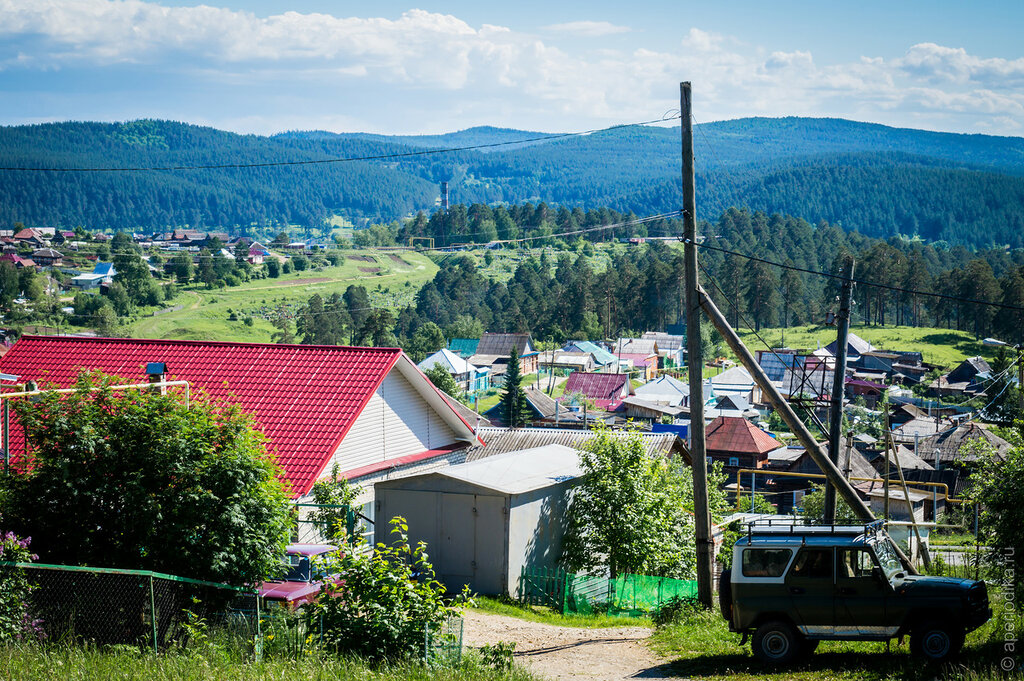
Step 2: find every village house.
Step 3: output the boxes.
[562,371,630,408]
[705,415,785,476]
[418,348,490,394]
[641,331,686,367]
[0,254,35,271]
[12,228,48,249]
[633,373,691,407]
[30,248,63,267]
[0,336,484,523]
[562,340,617,368]
[469,332,539,377]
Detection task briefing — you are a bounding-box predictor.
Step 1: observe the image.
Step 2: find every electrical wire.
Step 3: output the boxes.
[0,115,681,173]
[687,238,1024,314]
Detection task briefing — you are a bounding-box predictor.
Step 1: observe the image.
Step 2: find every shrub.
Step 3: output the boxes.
[307,516,469,662]
[0,532,40,642]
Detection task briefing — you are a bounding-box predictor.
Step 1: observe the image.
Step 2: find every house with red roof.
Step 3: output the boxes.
[0,336,482,504]
[563,372,630,403]
[705,416,784,473]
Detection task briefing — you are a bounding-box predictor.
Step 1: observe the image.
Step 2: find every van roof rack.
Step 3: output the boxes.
[745,517,884,541]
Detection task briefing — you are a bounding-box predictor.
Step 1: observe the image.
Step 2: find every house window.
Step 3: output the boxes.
[729,457,740,467]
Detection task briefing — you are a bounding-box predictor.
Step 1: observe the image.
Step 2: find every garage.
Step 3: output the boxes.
[374,444,582,596]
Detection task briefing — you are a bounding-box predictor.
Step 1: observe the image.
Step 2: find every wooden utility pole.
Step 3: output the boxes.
[824,255,855,522]
[681,82,714,609]
[695,284,876,520]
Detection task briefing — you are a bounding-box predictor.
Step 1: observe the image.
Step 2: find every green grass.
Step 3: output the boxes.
[930,533,981,548]
[0,644,539,681]
[471,596,652,629]
[123,250,438,342]
[738,324,997,370]
[649,604,1022,681]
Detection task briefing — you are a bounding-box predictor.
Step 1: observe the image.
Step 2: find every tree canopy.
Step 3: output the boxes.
[2,372,292,586]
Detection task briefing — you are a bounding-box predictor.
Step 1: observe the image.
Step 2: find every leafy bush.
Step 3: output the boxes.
[307,516,469,662]
[0,532,41,642]
[652,595,701,627]
[3,372,292,586]
[307,464,359,544]
[478,641,516,671]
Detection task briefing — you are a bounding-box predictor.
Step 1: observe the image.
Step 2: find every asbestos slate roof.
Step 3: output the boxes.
[467,426,689,464]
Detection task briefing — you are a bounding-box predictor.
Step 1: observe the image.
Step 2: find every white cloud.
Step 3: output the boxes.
[0,0,1021,135]
[541,20,631,37]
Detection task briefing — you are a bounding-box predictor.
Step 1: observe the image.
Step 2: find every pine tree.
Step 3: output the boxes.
[500,346,531,428]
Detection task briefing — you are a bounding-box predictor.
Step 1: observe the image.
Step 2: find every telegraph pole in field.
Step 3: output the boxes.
[681,82,714,608]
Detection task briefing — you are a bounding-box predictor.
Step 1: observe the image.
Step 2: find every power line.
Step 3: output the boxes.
[0,115,681,173]
[688,238,1024,314]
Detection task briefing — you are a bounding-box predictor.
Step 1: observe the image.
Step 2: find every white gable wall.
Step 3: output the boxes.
[330,369,459,474]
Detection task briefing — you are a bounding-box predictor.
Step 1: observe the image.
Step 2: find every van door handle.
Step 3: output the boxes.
[839,587,856,595]
[789,587,805,595]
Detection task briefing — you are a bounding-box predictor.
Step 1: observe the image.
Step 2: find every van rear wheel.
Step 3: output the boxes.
[752,620,801,664]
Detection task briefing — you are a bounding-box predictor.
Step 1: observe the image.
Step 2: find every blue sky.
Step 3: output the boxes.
[1,0,1022,136]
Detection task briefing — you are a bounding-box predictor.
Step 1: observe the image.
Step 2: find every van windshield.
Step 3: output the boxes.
[872,538,904,580]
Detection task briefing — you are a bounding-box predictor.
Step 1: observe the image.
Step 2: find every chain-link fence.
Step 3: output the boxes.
[1,560,463,663]
[518,566,698,617]
[0,562,251,653]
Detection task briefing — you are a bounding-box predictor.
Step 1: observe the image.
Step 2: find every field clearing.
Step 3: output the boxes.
[126,250,438,343]
[737,324,997,370]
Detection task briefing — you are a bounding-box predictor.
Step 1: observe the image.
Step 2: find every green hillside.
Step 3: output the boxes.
[4,117,1024,247]
[125,250,438,343]
[738,324,997,370]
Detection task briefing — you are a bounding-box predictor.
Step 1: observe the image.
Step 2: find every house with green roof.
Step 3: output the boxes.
[448,338,480,359]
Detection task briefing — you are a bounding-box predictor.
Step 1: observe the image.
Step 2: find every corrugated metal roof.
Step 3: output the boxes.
[706,416,781,455]
[447,338,479,358]
[0,335,477,498]
[439,444,582,494]
[565,340,617,366]
[564,372,628,400]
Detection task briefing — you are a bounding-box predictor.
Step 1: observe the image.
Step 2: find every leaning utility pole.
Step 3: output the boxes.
[681,82,714,609]
[695,284,876,521]
[824,255,855,522]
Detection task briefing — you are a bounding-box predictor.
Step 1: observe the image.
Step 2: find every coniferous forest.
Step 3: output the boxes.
[4,117,1024,249]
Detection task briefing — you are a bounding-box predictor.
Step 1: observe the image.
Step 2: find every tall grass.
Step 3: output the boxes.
[0,644,539,681]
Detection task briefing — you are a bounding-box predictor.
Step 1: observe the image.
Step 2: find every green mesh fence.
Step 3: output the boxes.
[425,614,464,666]
[519,566,697,617]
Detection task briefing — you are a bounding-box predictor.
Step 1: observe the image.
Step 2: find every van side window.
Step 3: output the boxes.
[838,548,877,578]
[789,548,833,579]
[741,548,792,578]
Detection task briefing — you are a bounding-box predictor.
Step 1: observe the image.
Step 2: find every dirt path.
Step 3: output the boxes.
[463,610,674,680]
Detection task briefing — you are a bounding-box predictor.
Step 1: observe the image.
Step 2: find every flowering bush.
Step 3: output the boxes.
[0,531,42,641]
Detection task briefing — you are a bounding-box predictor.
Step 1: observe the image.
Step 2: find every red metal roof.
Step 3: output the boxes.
[564,372,628,400]
[705,416,781,456]
[0,336,404,498]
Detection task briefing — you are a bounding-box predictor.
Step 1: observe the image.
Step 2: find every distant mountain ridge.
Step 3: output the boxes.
[2,117,1024,247]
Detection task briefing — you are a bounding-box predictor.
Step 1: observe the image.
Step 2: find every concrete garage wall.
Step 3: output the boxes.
[507,485,572,597]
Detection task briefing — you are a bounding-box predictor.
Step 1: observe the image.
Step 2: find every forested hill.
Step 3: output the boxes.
[2,117,1024,247]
